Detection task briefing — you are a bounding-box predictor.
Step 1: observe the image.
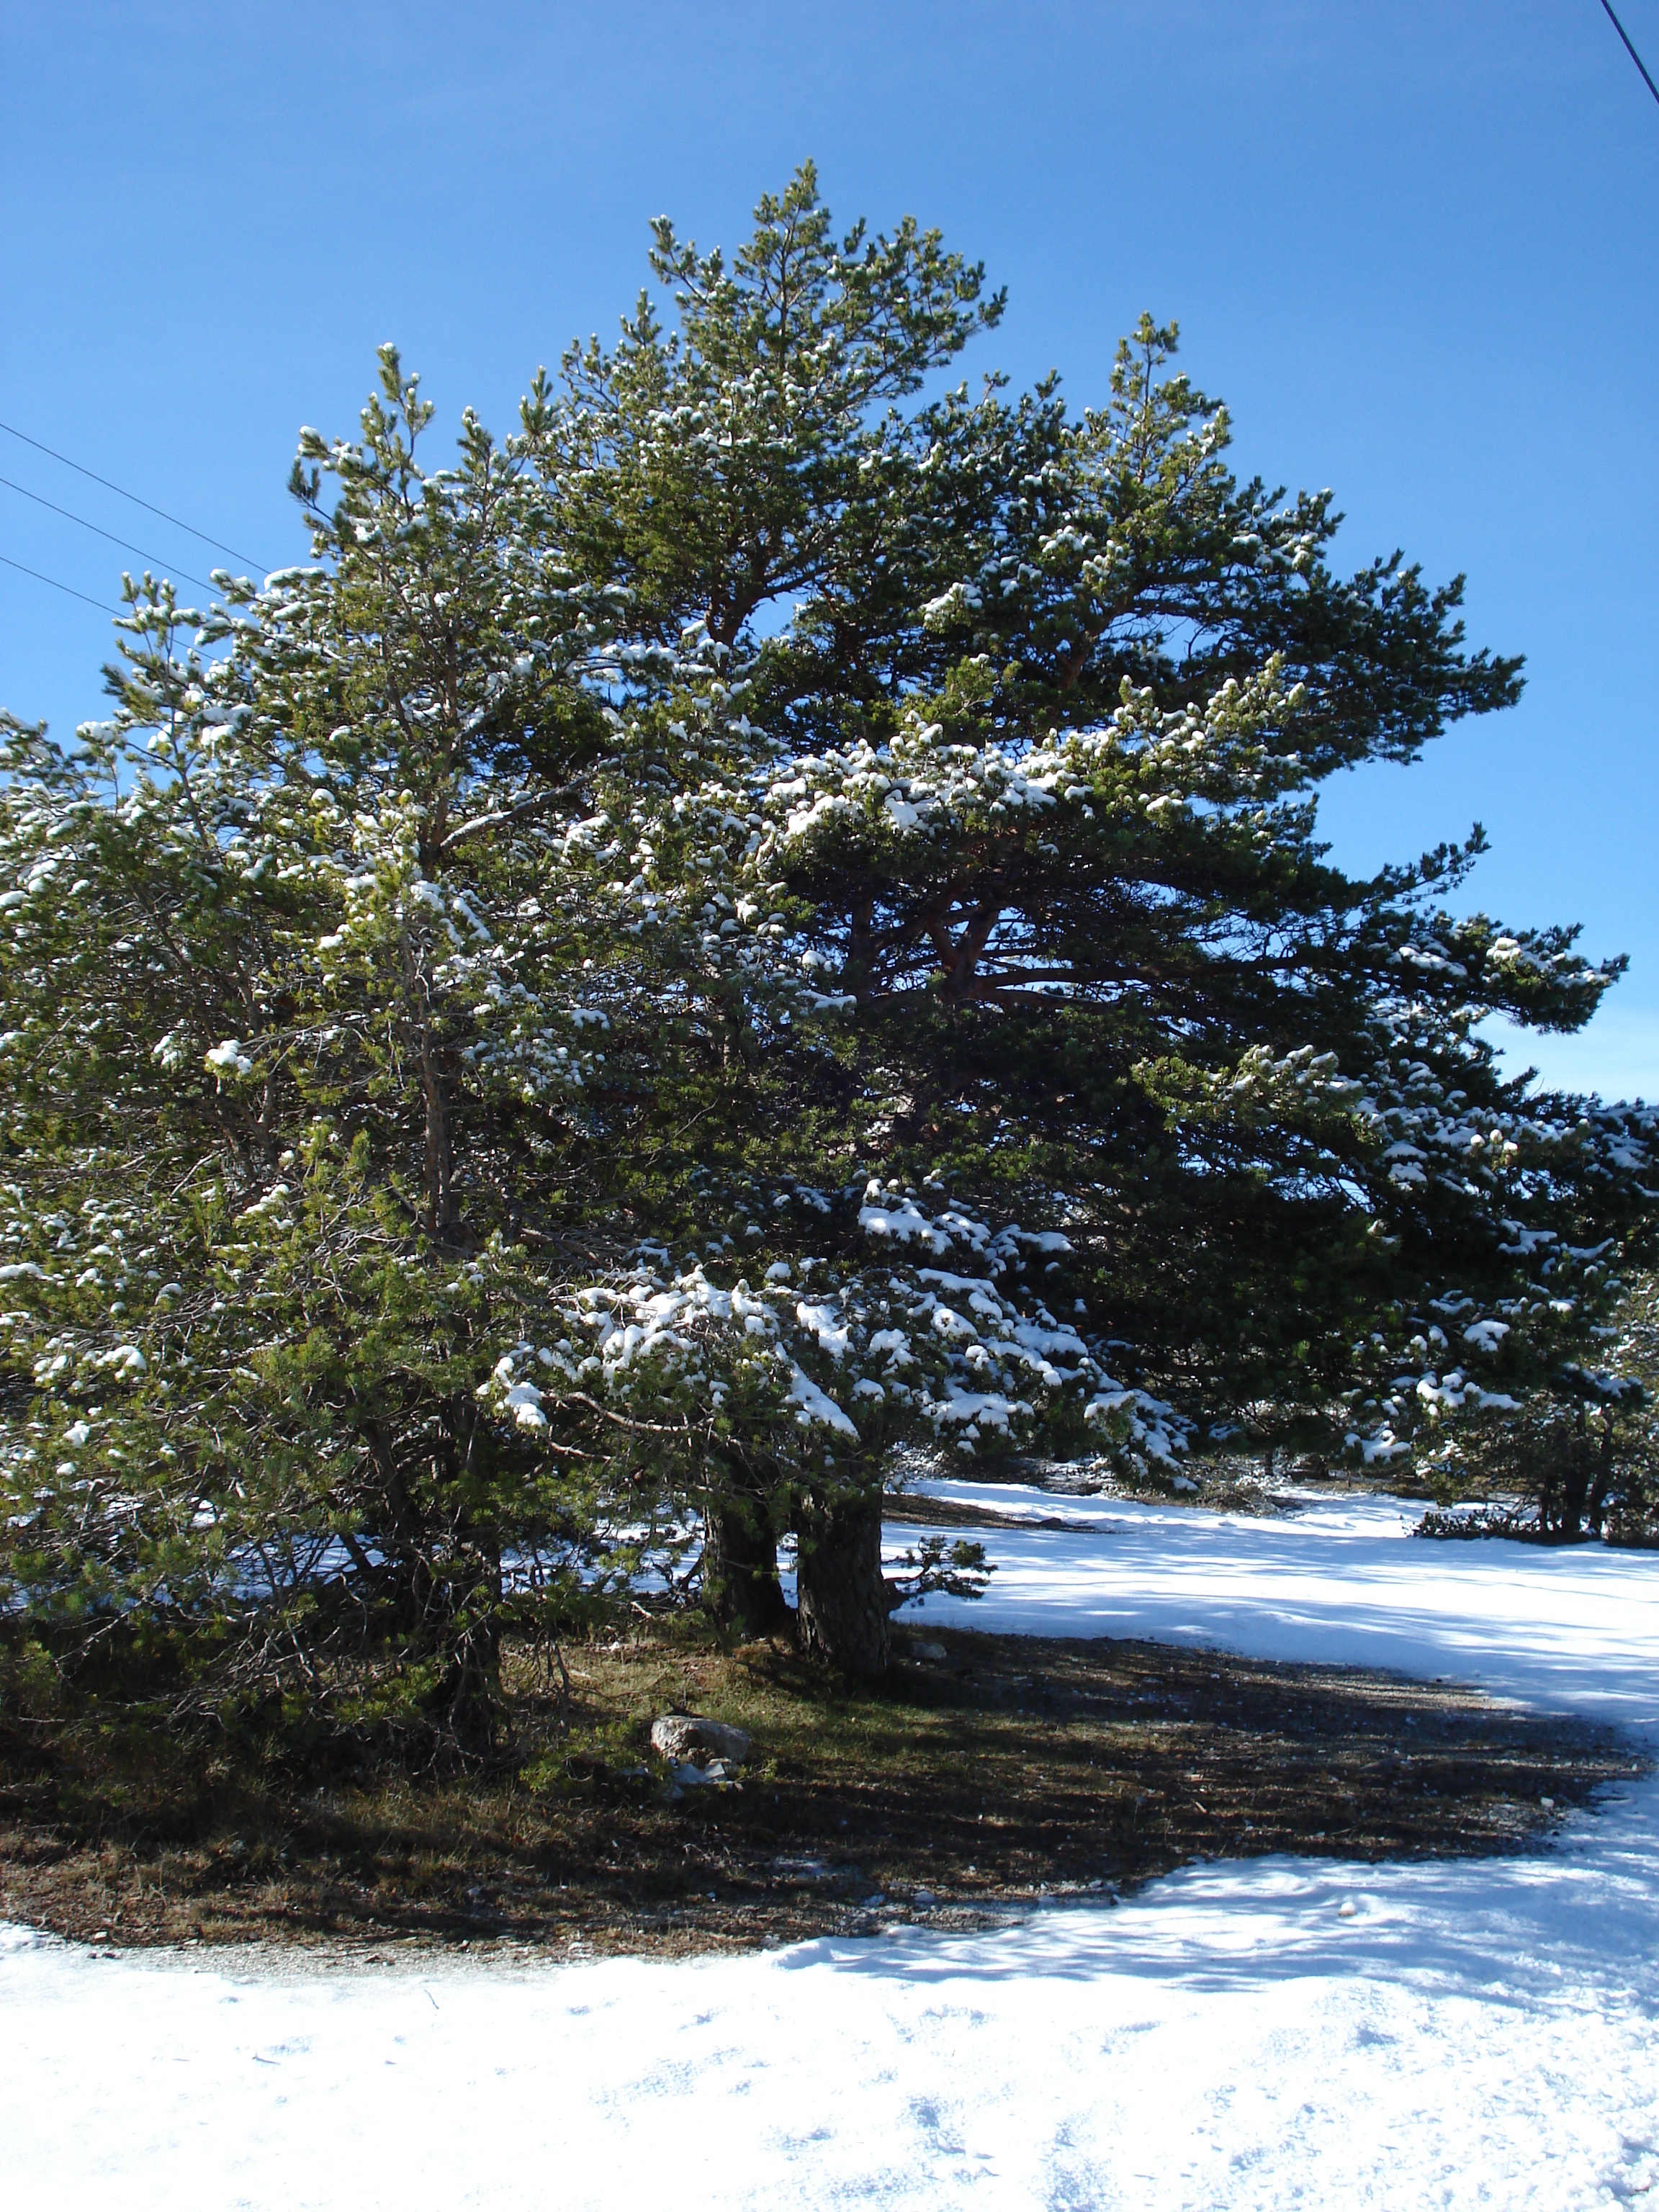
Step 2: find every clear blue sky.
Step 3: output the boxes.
[4,1,1655,1097]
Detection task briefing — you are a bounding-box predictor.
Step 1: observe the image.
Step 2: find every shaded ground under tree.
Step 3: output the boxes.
[0,1622,1636,1961]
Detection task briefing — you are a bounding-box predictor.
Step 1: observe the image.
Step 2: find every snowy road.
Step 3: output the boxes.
[4,1491,1657,2211]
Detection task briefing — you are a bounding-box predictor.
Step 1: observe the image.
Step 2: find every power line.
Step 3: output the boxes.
[0,475,218,594]
[0,551,115,613]
[0,417,270,572]
[1599,0,1659,109]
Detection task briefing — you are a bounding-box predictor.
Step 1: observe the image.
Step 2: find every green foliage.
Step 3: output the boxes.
[527,158,1003,653]
[2,166,1653,1735]
[1418,1271,1659,1545]
[0,373,680,1758]
[885,1534,995,1608]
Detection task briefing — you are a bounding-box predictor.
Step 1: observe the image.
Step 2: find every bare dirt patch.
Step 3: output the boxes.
[0,1624,1637,1963]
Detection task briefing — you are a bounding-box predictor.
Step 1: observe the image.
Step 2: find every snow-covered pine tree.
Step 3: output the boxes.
[0,359,688,1755]
[518,170,1654,1673]
[4,171,1653,1725]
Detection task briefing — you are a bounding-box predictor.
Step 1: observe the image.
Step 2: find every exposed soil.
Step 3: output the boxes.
[884,1492,1110,1533]
[0,1623,1639,1964]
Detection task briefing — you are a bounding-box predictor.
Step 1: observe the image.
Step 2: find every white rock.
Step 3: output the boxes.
[650,1714,752,1765]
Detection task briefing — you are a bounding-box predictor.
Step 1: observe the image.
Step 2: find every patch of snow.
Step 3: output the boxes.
[786,1363,858,1437]
[4,1493,1658,2208]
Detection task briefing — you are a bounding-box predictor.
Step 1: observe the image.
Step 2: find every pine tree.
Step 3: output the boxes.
[521,170,1654,1671]
[3,171,1652,1730]
[0,363,670,1753]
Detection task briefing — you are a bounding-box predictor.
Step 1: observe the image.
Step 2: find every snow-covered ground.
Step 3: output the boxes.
[4,1490,1657,2211]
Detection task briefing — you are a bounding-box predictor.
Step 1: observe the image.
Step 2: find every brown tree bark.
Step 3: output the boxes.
[701,1482,791,1635]
[792,1491,891,1679]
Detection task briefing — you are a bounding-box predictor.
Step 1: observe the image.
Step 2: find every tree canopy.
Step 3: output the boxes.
[2,165,1651,1750]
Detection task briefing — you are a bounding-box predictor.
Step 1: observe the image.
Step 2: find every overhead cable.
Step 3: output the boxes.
[0,551,114,612]
[0,417,269,572]
[0,475,218,594]
[1599,0,1659,109]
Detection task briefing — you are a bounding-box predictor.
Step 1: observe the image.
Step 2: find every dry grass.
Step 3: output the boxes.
[0,1620,1637,1962]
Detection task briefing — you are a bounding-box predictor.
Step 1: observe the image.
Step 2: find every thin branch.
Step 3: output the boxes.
[562,1390,706,1439]
[439,781,587,852]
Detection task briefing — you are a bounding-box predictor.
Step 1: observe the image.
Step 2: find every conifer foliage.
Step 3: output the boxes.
[1,167,1650,1748]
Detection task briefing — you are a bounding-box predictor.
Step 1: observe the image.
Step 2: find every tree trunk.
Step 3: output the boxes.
[1560,1459,1590,1542]
[1559,1411,1593,1542]
[1588,1414,1616,1537]
[432,1609,507,1763]
[701,1486,790,1635]
[1537,1460,1561,1539]
[793,1492,890,1680]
